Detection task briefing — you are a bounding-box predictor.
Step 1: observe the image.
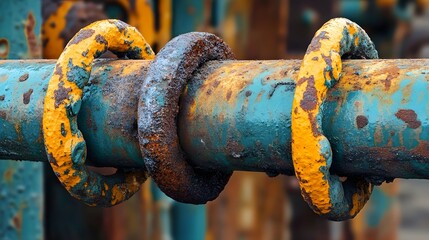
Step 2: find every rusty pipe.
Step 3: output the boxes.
[0,59,428,183]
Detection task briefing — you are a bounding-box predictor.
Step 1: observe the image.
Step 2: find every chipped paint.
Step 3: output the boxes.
[291,18,378,220]
[1,17,429,221]
[43,19,153,206]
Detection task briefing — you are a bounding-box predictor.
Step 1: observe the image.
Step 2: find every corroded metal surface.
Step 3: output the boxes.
[0,59,150,167]
[1,58,429,179]
[291,18,378,220]
[0,1,44,239]
[2,58,429,183]
[43,20,154,206]
[179,58,429,180]
[138,32,234,204]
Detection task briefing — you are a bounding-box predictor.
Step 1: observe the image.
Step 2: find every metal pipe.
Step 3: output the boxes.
[0,0,44,239]
[0,59,148,168]
[1,59,429,182]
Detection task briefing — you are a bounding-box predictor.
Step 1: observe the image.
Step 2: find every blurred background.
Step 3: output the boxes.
[1,0,429,239]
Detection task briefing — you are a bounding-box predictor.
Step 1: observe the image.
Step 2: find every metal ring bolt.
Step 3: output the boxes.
[43,19,154,207]
[291,18,379,220]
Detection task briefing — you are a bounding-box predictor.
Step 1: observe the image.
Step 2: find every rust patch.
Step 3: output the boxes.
[0,38,9,58]
[19,73,29,82]
[308,112,321,137]
[54,64,63,80]
[109,20,126,32]
[380,65,400,91]
[47,153,58,166]
[306,31,329,54]
[211,80,220,88]
[24,12,41,58]
[299,76,317,111]
[23,89,33,104]
[298,180,319,213]
[412,141,429,157]
[356,115,368,129]
[245,90,252,97]
[226,90,232,101]
[3,168,13,182]
[67,29,95,46]
[321,53,332,67]
[226,140,245,158]
[54,82,72,108]
[395,109,421,129]
[0,110,6,119]
[0,95,4,101]
[12,213,22,231]
[95,34,108,45]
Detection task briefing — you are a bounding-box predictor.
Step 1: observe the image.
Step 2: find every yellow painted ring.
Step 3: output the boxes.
[43,19,155,206]
[291,18,378,220]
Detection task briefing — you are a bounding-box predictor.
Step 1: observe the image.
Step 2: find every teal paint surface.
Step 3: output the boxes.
[172,0,205,37]
[151,181,174,240]
[179,59,429,182]
[0,161,44,240]
[150,181,206,240]
[0,1,44,239]
[0,0,42,59]
[172,202,206,240]
[364,186,393,227]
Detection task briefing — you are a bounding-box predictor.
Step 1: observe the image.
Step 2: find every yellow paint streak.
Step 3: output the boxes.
[42,2,74,59]
[157,0,172,47]
[291,18,371,216]
[349,193,361,216]
[116,0,156,46]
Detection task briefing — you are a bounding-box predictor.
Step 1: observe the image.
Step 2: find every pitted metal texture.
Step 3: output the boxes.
[138,32,234,204]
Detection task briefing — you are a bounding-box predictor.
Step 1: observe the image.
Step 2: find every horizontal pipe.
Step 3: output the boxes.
[0,59,148,168]
[180,59,429,182]
[1,59,429,182]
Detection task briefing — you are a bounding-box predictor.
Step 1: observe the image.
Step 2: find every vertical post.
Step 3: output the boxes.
[0,0,44,239]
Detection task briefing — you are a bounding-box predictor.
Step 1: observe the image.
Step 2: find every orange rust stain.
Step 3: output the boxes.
[24,12,41,58]
[0,38,9,59]
[3,168,14,182]
[12,213,22,231]
[412,141,429,157]
[14,124,23,142]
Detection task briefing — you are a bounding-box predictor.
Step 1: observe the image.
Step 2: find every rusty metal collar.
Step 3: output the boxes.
[138,32,234,204]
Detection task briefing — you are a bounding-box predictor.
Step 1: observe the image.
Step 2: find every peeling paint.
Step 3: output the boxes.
[43,19,153,206]
[291,18,378,220]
